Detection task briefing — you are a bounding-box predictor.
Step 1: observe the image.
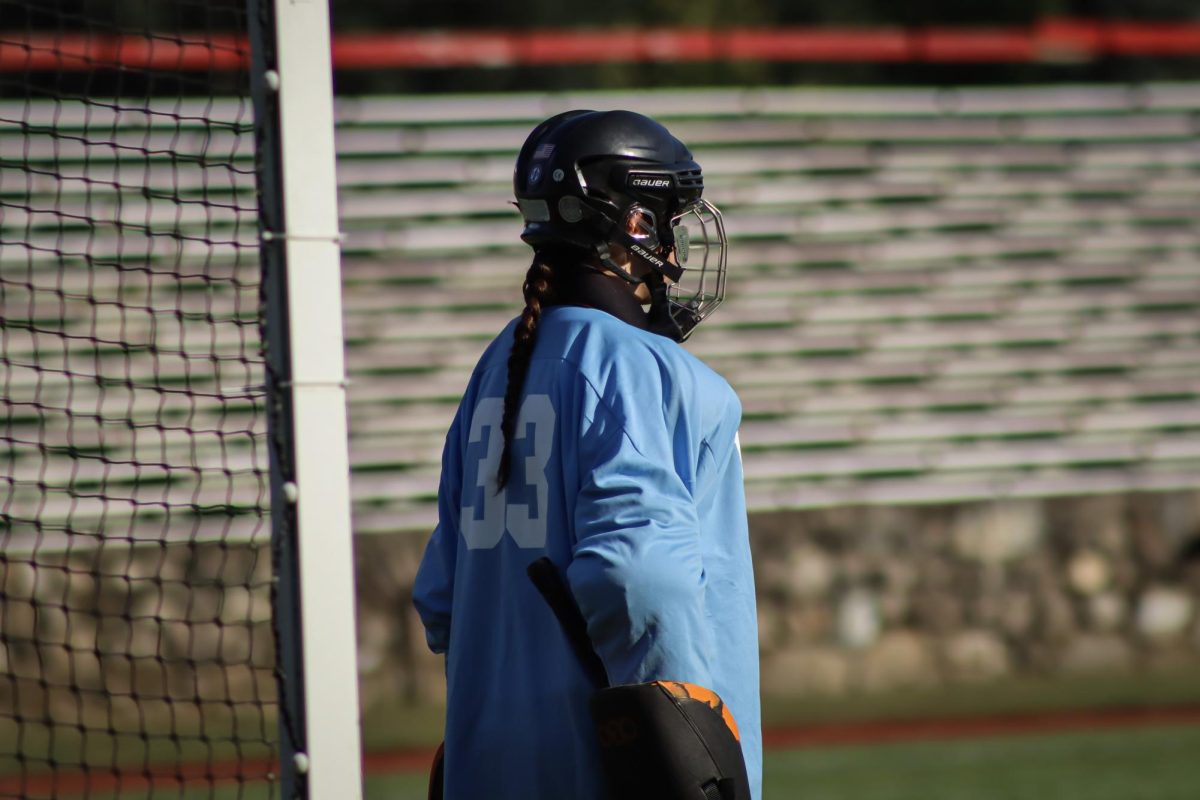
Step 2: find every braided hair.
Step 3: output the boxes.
[496,256,557,491]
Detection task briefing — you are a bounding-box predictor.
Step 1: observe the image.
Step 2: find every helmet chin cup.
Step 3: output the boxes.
[645,272,698,342]
[645,273,681,340]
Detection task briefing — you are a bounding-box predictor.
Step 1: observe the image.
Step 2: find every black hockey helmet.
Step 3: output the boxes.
[513,110,727,341]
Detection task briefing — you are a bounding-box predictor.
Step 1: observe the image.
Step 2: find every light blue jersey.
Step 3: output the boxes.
[413,305,761,800]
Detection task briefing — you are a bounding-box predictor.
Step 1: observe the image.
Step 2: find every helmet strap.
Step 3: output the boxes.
[610,228,684,283]
[590,219,698,342]
[592,241,641,286]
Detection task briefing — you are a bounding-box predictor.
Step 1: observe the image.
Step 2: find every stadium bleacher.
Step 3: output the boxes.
[4,83,1199,540]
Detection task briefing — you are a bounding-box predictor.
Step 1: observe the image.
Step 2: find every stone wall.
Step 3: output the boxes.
[5,491,1198,733]
[355,490,1200,710]
[752,491,1200,697]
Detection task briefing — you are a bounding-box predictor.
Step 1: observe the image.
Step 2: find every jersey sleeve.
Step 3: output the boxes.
[412,406,465,655]
[565,376,715,689]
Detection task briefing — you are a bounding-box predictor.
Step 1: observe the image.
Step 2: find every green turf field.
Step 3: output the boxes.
[355,668,1200,753]
[9,670,1200,799]
[15,721,1200,799]
[361,723,1200,800]
[759,724,1200,800]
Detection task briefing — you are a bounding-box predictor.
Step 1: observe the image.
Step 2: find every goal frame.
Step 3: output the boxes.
[249,0,364,797]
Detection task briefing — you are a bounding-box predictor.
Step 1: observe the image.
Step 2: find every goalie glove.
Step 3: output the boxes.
[527,557,750,800]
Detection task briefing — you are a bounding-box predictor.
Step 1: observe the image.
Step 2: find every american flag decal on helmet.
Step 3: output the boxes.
[533,143,556,160]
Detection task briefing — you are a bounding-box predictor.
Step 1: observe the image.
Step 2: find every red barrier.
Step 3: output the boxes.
[0,33,248,71]
[1,19,1198,71]
[914,28,1034,62]
[1107,23,1200,55]
[723,29,911,62]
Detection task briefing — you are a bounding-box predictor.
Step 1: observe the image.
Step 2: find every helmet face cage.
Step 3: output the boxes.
[599,197,728,341]
[664,198,727,339]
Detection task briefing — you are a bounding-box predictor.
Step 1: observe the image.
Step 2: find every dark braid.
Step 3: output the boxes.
[497,258,556,491]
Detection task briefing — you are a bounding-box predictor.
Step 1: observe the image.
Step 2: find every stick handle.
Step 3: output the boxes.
[527,557,610,689]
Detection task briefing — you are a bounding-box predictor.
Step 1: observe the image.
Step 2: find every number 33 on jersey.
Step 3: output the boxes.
[461,394,555,550]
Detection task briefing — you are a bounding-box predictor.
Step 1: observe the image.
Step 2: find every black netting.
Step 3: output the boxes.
[1,2,277,797]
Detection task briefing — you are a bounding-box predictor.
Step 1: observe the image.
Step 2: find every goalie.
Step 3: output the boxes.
[413,110,761,800]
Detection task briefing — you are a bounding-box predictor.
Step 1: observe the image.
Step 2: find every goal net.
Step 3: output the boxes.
[1,1,279,795]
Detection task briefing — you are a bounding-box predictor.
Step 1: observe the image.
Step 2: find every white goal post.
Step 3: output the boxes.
[251,0,364,797]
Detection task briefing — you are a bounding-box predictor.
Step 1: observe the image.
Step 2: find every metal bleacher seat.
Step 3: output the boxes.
[5,84,1199,540]
[332,84,1200,531]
